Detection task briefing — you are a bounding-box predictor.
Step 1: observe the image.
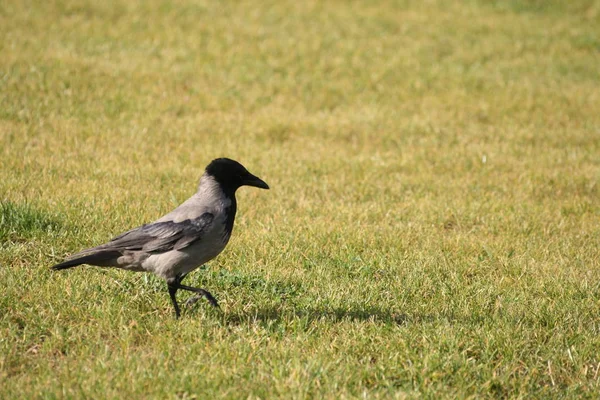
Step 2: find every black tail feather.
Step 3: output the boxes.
[51,258,84,270]
[51,250,122,270]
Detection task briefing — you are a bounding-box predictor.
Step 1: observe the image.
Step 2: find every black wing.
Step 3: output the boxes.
[106,212,215,253]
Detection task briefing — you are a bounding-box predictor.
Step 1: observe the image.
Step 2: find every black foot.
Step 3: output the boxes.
[167,274,219,318]
[178,284,220,308]
[185,295,203,307]
[168,283,182,319]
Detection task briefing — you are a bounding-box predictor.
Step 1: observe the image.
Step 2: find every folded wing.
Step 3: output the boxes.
[106,212,215,253]
[52,213,215,270]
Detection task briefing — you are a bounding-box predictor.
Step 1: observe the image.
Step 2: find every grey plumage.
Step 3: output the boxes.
[53,212,215,269]
[112,212,215,252]
[51,158,269,318]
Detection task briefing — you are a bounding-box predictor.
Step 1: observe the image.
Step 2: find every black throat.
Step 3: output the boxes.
[224,193,237,237]
[205,169,241,238]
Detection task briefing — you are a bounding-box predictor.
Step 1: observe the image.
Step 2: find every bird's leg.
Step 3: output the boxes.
[167,281,181,318]
[175,272,220,309]
[178,272,189,282]
[174,273,206,308]
[177,284,220,308]
[167,274,219,316]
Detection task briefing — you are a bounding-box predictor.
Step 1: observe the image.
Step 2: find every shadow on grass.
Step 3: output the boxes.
[186,302,419,327]
[185,270,419,326]
[229,305,410,326]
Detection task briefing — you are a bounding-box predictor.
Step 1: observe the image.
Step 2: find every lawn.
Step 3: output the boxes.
[1,0,599,398]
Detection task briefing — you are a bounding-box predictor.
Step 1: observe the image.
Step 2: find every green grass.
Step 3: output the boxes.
[0,201,63,242]
[1,0,600,398]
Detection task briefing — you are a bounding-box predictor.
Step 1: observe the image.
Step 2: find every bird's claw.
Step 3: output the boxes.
[185,295,203,307]
[184,293,221,309]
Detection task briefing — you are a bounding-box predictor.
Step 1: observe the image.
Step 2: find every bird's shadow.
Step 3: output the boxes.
[223,305,410,327]
[185,300,433,327]
[182,271,441,327]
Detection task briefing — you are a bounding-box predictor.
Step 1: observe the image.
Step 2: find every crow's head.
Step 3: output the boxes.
[205,158,269,192]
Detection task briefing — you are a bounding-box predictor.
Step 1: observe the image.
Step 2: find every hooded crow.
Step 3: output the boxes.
[51,158,269,318]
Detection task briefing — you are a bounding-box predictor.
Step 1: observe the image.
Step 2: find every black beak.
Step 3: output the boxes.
[243,174,270,190]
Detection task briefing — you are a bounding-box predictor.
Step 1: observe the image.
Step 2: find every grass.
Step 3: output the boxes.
[0,201,63,243]
[1,0,599,397]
